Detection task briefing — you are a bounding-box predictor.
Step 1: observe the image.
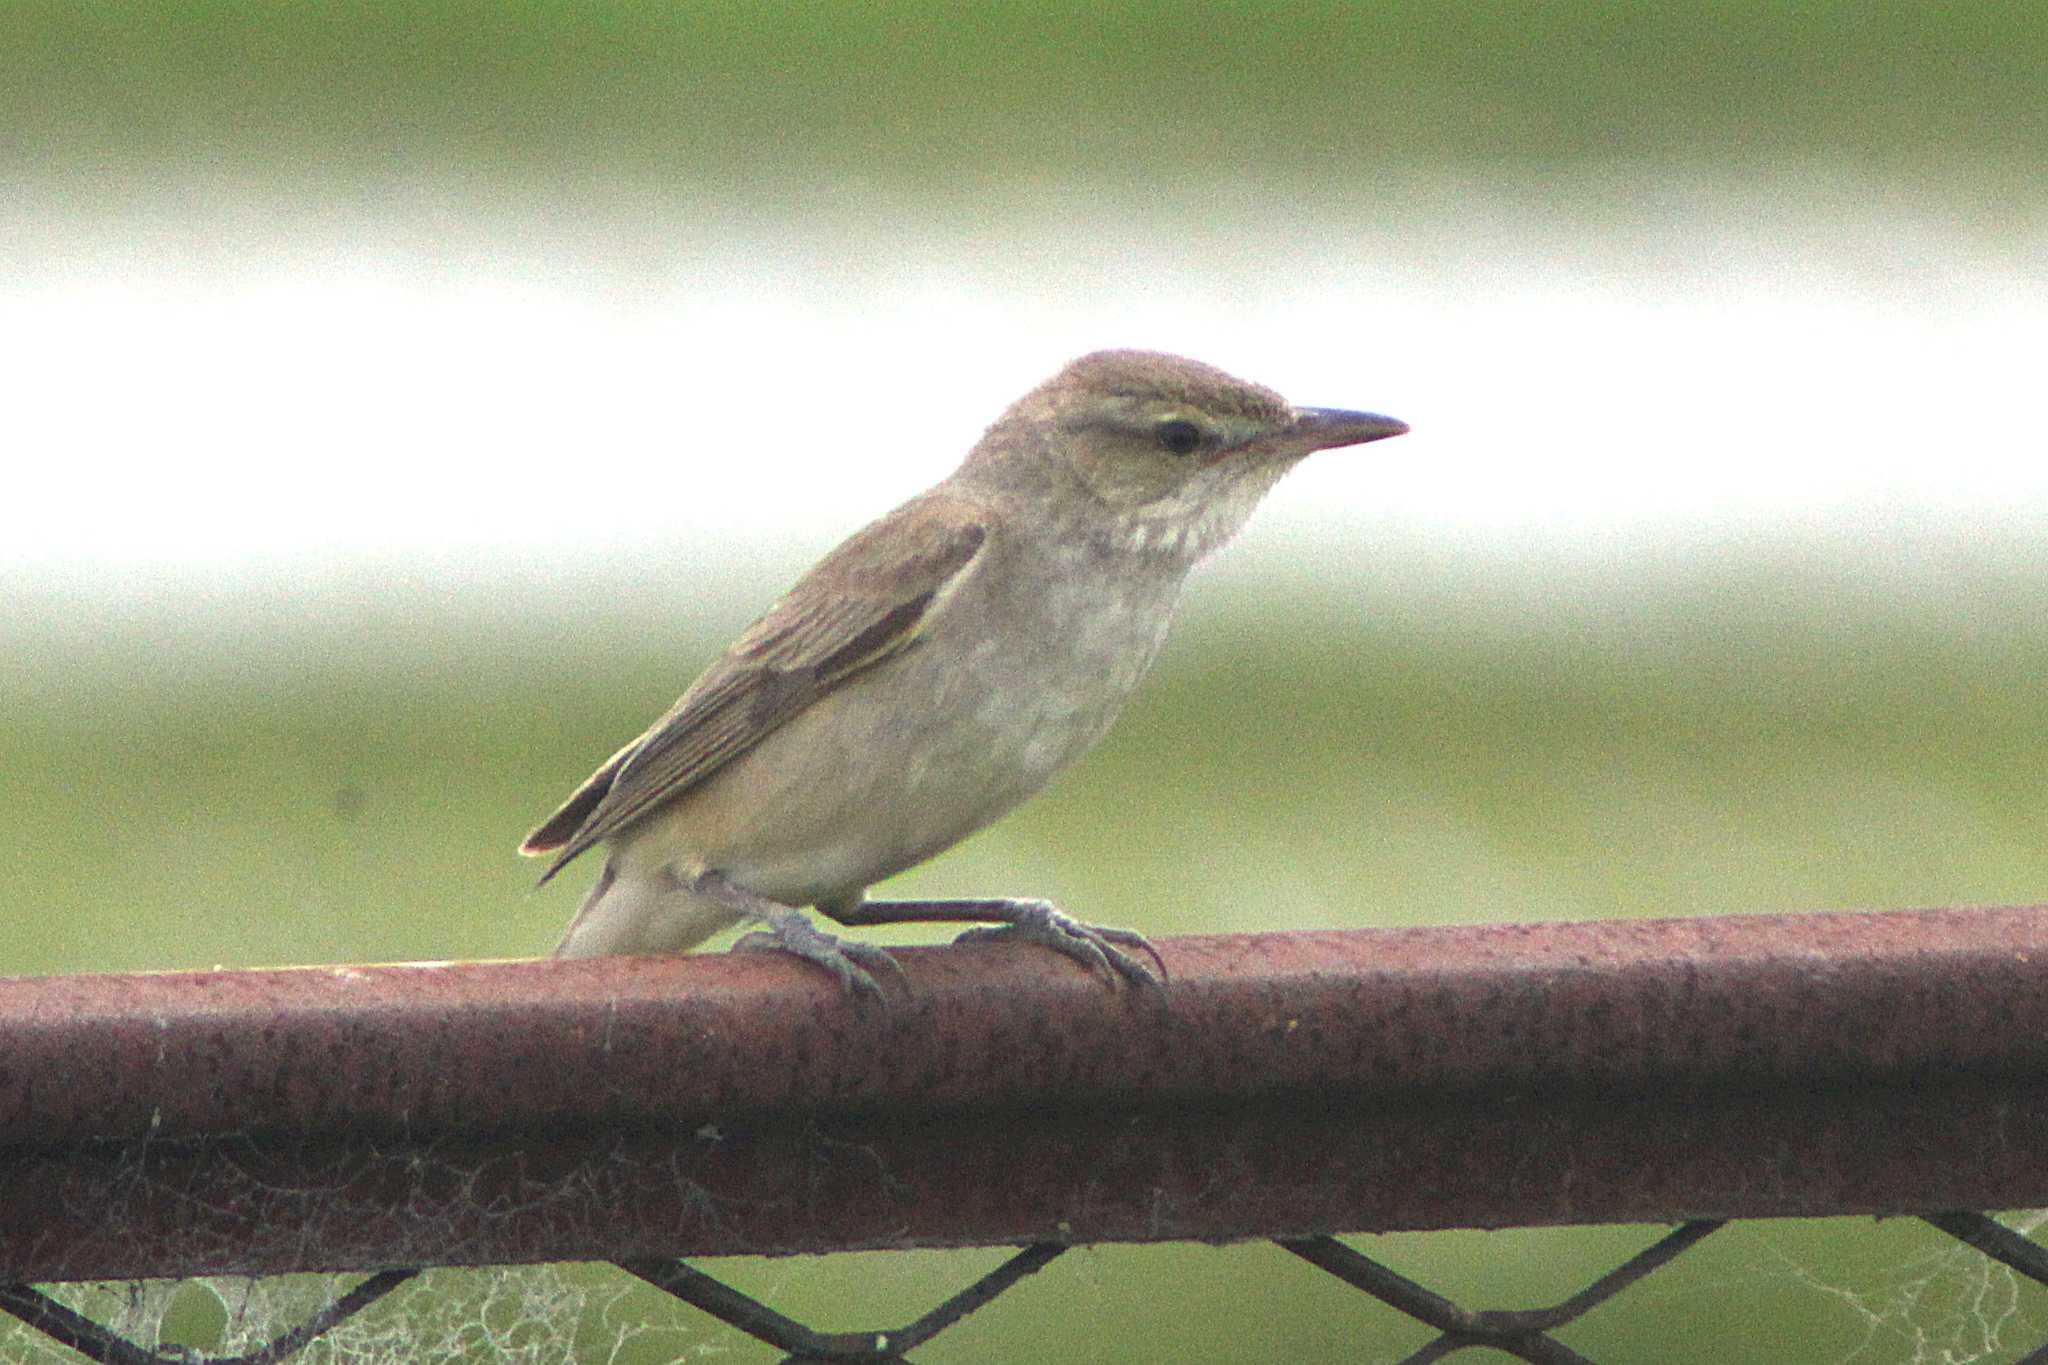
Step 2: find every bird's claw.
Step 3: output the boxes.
[954,901,1166,988]
[733,914,905,1005]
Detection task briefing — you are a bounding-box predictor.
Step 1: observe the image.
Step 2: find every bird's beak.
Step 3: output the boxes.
[1287,406,1410,453]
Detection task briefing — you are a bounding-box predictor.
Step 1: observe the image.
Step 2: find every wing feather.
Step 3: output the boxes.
[520,497,989,881]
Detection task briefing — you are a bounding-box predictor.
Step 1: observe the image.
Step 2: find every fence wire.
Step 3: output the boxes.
[3,905,2047,1361]
[8,1215,2048,1363]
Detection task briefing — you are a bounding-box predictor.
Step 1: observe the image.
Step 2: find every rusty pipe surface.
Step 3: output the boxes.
[1,905,2046,1280]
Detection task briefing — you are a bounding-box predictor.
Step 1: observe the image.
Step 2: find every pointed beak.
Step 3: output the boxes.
[1288,406,1410,453]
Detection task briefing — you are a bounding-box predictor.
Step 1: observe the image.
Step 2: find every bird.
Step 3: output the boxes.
[521,349,1407,998]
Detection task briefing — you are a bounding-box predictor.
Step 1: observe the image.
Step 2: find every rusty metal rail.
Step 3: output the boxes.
[2,905,2046,1285]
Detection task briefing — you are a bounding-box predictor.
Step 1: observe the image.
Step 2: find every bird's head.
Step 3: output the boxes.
[965,349,1408,560]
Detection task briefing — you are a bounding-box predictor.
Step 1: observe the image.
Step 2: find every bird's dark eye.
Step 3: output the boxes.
[1154,419,1203,456]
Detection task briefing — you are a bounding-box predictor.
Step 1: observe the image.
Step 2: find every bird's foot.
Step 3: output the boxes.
[954,900,1165,988]
[838,896,1164,988]
[698,873,904,1004]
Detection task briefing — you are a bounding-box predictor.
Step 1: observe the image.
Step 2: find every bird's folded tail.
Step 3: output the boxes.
[519,737,637,881]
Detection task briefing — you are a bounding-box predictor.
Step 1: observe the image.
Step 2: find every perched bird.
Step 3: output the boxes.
[522,350,1407,996]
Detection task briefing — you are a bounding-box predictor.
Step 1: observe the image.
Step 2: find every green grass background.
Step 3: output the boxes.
[7,1,2047,195]
[5,1,2048,1360]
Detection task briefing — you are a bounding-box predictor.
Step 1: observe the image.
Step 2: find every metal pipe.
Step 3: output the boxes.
[2,905,2045,1281]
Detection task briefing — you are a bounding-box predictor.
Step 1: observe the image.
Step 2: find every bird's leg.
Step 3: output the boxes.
[828,897,1165,988]
[692,871,904,1003]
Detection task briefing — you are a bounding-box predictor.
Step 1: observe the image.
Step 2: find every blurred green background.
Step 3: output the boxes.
[4,2,2047,1361]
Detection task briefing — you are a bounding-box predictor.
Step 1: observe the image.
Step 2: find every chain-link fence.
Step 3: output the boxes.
[4,905,2046,1361]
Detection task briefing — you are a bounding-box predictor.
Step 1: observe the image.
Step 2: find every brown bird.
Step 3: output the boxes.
[522,350,1407,997]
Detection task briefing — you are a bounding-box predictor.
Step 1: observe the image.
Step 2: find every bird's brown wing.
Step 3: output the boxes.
[520,496,990,882]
